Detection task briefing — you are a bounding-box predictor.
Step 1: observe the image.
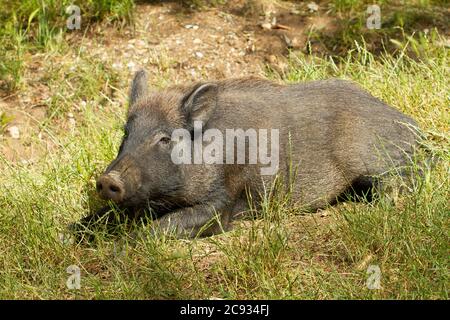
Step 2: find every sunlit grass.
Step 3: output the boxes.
[0,2,448,299]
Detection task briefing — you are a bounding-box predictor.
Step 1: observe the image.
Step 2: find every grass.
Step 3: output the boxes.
[0,1,448,299]
[308,0,449,56]
[0,22,27,92]
[0,0,134,93]
[0,112,15,134]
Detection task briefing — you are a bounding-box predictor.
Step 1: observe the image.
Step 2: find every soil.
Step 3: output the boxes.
[0,1,355,161]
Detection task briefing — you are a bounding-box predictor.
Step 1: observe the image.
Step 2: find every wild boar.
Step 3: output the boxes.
[74,70,418,238]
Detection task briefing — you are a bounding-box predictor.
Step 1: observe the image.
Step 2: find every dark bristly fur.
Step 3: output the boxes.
[73,71,419,239]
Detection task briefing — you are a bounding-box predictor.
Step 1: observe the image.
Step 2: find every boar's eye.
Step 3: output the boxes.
[158,136,171,145]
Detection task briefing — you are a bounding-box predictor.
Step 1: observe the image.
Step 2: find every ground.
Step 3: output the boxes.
[0,1,348,162]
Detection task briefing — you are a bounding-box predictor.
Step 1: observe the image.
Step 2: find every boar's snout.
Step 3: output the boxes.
[96,173,125,203]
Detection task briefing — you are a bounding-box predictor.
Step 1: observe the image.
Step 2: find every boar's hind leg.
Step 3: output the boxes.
[152,202,233,238]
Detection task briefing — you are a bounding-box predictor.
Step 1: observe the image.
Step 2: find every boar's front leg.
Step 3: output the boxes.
[152,201,233,238]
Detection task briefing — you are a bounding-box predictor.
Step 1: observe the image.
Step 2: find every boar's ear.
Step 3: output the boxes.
[129,70,148,106]
[182,83,218,126]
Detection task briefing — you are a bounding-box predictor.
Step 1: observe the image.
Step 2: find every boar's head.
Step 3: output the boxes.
[96,70,218,209]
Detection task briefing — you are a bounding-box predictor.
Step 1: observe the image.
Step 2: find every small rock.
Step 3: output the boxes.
[195,51,204,59]
[267,55,277,63]
[184,24,199,30]
[261,23,272,30]
[307,2,319,12]
[193,38,202,44]
[7,126,20,139]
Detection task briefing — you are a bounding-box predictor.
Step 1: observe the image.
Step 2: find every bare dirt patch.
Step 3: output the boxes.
[1,0,330,163]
